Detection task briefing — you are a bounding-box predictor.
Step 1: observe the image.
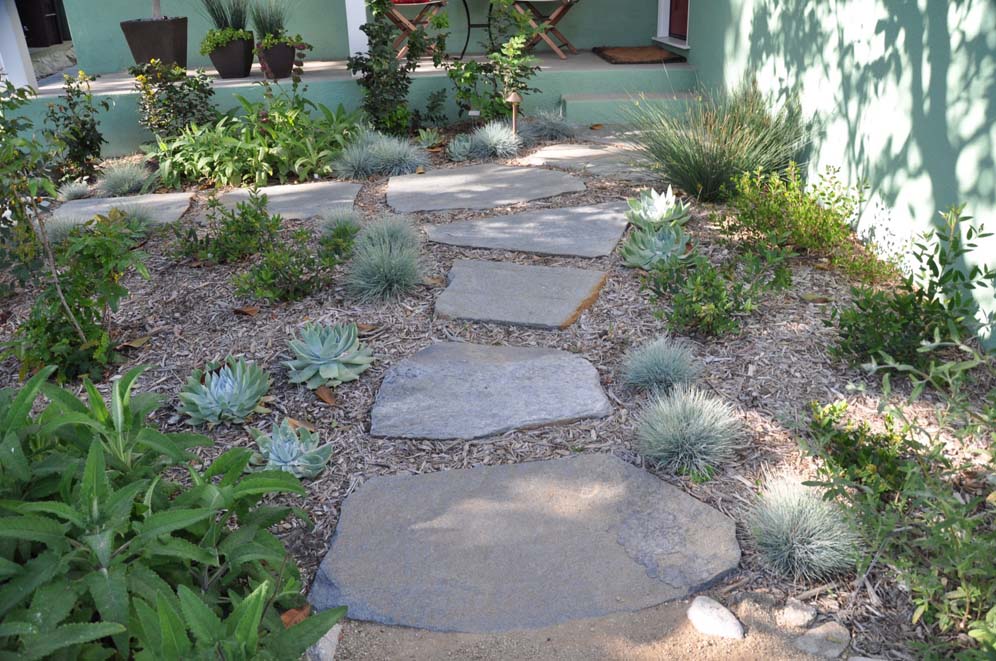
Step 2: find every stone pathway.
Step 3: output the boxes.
[51,191,194,227]
[435,259,607,330]
[521,142,655,183]
[216,180,361,218]
[426,202,628,257]
[369,343,611,440]
[310,454,740,632]
[387,164,586,212]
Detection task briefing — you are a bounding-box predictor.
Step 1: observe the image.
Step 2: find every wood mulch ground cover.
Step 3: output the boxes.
[0,138,969,658]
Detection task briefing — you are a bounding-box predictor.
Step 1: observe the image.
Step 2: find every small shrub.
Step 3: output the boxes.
[130,59,217,137]
[445,33,539,120]
[178,356,271,426]
[622,335,699,393]
[96,161,149,196]
[519,108,574,144]
[43,71,110,180]
[446,134,475,162]
[749,475,859,581]
[285,321,375,389]
[174,190,280,264]
[233,229,336,302]
[635,384,742,478]
[333,131,428,179]
[626,76,809,201]
[58,179,90,201]
[346,216,422,301]
[251,417,333,478]
[469,121,522,159]
[319,208,362,260]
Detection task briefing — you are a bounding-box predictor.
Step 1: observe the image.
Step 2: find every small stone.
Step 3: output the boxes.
[686,596,745,639]
[306,622,342,661]
[777,597,817,629]
[794,621,851,658]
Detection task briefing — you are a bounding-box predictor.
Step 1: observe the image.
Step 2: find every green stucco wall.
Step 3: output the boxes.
[63,0,351,74]
[687,0,996,344]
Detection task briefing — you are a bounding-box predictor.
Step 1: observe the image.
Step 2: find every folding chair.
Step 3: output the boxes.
[387,0,447,59]
[512,0,579,60]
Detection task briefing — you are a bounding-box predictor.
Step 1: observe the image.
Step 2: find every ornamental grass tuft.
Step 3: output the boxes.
[622,335,699,393]
[96,162,150,197]
[345,215,422,301]
[334,131,427,179]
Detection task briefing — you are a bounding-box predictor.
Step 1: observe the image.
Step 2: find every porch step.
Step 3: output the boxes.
[561,91,696,126]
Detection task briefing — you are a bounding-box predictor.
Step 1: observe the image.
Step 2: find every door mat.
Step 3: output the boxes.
[592,45,686,65]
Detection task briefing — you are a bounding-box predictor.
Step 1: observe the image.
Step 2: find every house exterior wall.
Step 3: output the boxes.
[687,0,996,344]
[64,0,657,75]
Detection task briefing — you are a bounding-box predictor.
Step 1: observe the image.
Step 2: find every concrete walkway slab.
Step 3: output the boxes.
[387,164,586,212]
[52,191,194,226]
[521,143,655,182]
[435,260,607,329]
[426,202,628,257]
[369,342,611,440]
[217,180,362,218]
[310,454,741,632]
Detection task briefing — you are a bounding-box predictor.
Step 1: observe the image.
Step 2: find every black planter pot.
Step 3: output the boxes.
[258,43,295,80]
[209,35,254,79]
[120,17,188,68]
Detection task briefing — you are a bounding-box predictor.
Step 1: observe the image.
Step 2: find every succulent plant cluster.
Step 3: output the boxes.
[179,356,271,426]
[620,223,690,269]
[626,185,692,230]
[285,322,375,390]
[251,417,332,478]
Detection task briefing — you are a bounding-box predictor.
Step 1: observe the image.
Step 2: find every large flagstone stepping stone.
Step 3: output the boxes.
[521,142,655,182]
[217,180,362,218]
[310,453,741,632]
[435,259,607,329]
[369,342,610,440]
[426,202,628,257]
[387,164,586,212]
[51,191,194,226]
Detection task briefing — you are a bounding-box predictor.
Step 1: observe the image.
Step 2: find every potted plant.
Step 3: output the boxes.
[120,0,188,68]
[251,0,310,80]
[200,0,254,78]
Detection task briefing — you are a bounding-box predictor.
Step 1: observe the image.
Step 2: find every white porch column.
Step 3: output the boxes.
[0,0,37,88]
[344,0,369,56]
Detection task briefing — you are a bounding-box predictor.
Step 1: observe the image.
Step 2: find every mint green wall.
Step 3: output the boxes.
[687,0,996,344]
[63,0,351,74]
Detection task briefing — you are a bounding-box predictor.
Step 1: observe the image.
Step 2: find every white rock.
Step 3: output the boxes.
[687,596,745,639]
[306,623,342,661]
[777,597,817,629]
[794,621,851,658]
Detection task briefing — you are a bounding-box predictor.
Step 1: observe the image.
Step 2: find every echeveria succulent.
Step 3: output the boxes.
[250,418,332,478]
[178,357,270,426]
[285,322,374,390]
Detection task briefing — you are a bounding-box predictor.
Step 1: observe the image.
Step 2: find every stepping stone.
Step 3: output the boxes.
[310,454,741,632]
[426,202,628,257]
[217,180,362,219]
[521,143,655,183]
[369,342,610,440]
[51,191,194,226]
[435,259,607,329]
[387,164,585,212]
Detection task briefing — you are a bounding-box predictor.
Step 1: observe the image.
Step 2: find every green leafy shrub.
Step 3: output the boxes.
[445,33,539,120]
[468,121,521,159]
[620,224,690,270]
[6,209,149,381]
[174,190,280,264]
[96,162,150,197]
[333,131,428,179]
[519,108,574,144]
[748,475,859,581]
[156,82,361,187]
[130,60,217,138]
[232,229,337,302]
[0,366,341,659]
[250,417,333,478]
[635,384,742,478]
[346,216,422,301]
[626,76,809,201]
[58,180,90,201]
[830,206,995,370]
[178,356,271,426]
[626,186,691,230]
[446,134,475,162]
[43,71,110,180]
[285,322,375,390]
[622,335,699,393]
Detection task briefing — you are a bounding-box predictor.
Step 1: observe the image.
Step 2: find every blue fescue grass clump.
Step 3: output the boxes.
[748,475,859,581]
[636,384,742,478]
[622,335,700,393]
[345,215,422,301]
[519,109,575,145]
[58,180,91,201]
[468,121,521,159]
[334,131,427,179]
[95,162,150,197]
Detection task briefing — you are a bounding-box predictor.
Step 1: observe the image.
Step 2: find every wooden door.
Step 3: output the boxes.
[669,0,688,40]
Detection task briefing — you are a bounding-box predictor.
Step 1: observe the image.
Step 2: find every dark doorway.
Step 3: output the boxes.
[16,0,70,47]
[669,0,688,41]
